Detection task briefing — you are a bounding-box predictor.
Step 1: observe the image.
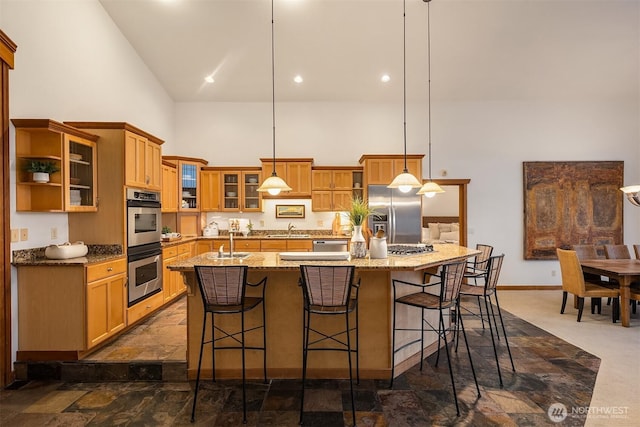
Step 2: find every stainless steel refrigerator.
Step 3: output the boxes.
[367,185,422,244]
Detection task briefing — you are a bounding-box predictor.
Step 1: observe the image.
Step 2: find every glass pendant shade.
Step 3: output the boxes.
[417,180,445,198]
[388,171,422,193]
[621,185,640,207]
[258,173,292,196]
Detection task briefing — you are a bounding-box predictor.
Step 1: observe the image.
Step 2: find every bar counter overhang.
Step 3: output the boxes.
[168,245,480,381]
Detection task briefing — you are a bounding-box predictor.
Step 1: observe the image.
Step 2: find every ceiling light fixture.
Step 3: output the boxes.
[258,0,292,196]
[417,0,444,198]
[293,75,303,83]
[621,185,640,207]
[381,74,391,83]
[388,0,422,194]
[204,75,214,83]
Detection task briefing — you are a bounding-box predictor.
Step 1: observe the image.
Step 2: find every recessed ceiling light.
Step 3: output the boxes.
[204,75,214,83]
[293,75,303,84]
[381,74,391,83]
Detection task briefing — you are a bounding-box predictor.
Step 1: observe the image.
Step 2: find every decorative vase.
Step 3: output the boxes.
[32,172,50,183]
[350,225,367,258]
[369,236,388,259]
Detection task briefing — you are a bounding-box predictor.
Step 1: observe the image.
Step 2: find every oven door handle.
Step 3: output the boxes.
[128,252,162,263]
[127,200,161,209]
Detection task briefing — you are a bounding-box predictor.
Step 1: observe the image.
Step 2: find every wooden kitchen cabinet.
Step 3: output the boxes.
[16,256,127,359]
[65,122,165,248]
[163,156,208,211]
[260,239,312,252]
[200,168,222,211]
[196,238,260,254]
[86,258,127,348]
[359,154,423,186]
[260,158,313,198]
[161,161,178,212]
[124,130,162,191]
[12,119,98,212]
[201,167,262,212]
[162,242,191,303]
[311,166,361,211]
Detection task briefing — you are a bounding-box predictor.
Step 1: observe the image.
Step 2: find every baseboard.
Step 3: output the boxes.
[497,285,562,290]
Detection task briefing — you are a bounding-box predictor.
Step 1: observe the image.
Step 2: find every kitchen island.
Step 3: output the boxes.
[168,244,479,381]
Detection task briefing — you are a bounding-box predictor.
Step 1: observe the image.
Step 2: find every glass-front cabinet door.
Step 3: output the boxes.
[180,162,198,210]
[64,135,96,211]
[222,172,240,211]
[222,169,262,212]
[242,170,261,212]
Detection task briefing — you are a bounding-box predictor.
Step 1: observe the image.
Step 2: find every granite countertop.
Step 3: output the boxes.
[161,234,350,248]
[12,244,124,267]
[167,244,480,272]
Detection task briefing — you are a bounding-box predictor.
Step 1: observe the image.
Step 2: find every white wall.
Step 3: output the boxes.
[2,0,175,364]
[173,1,640,285]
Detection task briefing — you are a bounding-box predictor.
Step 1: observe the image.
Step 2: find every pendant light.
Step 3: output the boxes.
[258,0,292,196]
[388,0,423,194]
[417,0,445,198]
[621,185,640,207]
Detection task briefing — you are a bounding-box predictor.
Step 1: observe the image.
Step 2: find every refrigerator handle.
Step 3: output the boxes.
[389,206,395,242]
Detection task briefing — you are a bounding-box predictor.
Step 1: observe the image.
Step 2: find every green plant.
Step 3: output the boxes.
[344,196,379,226]
[26,160,59,174]
[162,226,171,234]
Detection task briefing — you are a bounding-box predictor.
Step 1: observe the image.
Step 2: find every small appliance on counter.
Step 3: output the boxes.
[202,220,219,237]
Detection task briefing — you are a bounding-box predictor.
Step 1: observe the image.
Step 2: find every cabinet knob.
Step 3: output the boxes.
[107,267,113,272]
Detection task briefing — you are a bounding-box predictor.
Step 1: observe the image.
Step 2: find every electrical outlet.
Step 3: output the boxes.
[317,220,324,227]
[260,220,265,227]
[51,227,58,239]
[20,228,28,241]
[10,229,19,243]
[551,270,556,277]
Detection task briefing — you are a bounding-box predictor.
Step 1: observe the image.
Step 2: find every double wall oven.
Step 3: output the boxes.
[126,188,162,307]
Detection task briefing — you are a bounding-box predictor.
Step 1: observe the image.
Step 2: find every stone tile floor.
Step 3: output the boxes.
[1,296,601,426]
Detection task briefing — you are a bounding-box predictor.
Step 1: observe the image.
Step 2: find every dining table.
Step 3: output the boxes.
[580,259,640,327]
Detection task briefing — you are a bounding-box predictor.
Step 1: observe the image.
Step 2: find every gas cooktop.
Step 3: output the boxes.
[387,244,434,256]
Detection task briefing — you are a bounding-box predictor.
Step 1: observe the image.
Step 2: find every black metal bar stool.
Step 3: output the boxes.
[191,265,267,424]
[391,260,480,417]
[457,254,515,387]
[461,244,494,328]
[299,265,360,426]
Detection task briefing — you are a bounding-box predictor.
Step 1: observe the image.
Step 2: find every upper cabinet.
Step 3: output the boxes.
[260,158,313,198]
[201,167,262,212]
[311,166,363,211]
[12,119,98,212]
[124,131,161,191]
[161,161,178,213]
[359,154,424,186]
[162,156,208,212]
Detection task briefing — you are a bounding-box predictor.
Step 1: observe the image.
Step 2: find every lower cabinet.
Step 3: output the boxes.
[86,259,127,348]
[162,242,194,303]
[16,257,127,358]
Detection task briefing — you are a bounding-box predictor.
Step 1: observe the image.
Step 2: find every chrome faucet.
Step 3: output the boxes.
[229,230,235,257]
[288,222,295,236]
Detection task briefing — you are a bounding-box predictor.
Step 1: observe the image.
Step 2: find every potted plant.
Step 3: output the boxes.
[344,196,379,258]
[26,161,60,183]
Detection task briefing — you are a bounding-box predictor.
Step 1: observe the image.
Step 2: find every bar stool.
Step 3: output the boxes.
[459,244,494,328]
[391,260,480,416]
[299,265,360,426]
[457,254,515,387]
[191,265,267,424]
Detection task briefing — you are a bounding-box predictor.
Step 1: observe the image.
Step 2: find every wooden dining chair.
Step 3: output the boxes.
[603,244,631,260]
[556,248,619,322]
[633,244,640,259]
[572,244,606,313]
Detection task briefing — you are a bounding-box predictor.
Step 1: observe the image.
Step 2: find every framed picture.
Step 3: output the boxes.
[523,161,623,260]
[276,204,305,219]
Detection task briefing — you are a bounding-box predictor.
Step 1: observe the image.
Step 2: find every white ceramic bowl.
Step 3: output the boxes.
[227,192,237,197]
[45,242,88,259]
